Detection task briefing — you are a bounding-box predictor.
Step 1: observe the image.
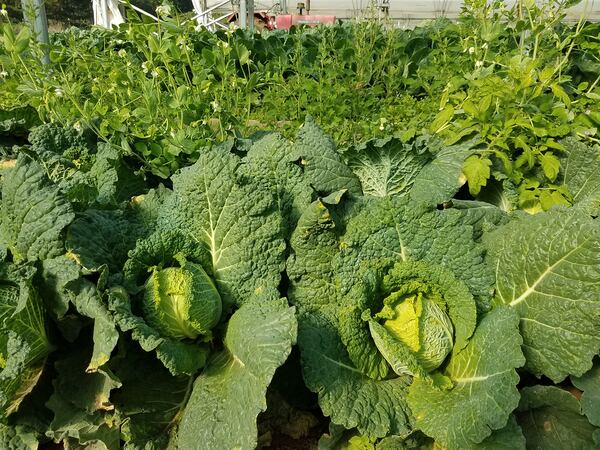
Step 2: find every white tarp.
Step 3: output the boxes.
[93,0,125,27]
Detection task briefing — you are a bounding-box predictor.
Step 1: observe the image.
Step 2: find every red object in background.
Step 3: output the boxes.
[227,12,276,30]
[275,15,337,30]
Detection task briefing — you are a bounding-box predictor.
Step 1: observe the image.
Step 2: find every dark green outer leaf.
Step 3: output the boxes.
[178,298,297,450]
[410,140,477,206]
[561,137,600,215]
[572,362,600,427]
[433,415,525,450]
[0,155,74,262]
[342,136,432,198]
[66,209,145,274]
[516,385,600,450]
[241,132,314,237]
[291,117,362,196]
[113,344,191,449]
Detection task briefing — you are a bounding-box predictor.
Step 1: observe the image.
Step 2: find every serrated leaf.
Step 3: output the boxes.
[463,155,492,196]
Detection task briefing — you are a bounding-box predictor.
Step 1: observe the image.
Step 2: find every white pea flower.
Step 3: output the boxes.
[156,5,172,17]
[55,88,63,96]
[468,46,475,54]
[0,70,8,78]
[0,9,8,17]
[142,61,150,73]
[210,100,220,112]
[475,60,484,68]
[151,69,159,78]
[118,49,127,57]
[178,39,191,51]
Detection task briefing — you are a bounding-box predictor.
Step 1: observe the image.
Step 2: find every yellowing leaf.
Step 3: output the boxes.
[462,155,492,196]
[539,66,555,83]
[551,83,571,106]
[463,101,478,117]
[539,190,570,211]
[539,152,560,181]
[430,105,455,133]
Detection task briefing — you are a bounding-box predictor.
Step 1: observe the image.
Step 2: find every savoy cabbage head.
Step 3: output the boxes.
[142,261,222,340]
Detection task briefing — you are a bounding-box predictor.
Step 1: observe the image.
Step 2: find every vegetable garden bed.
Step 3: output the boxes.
[1,1,600,449]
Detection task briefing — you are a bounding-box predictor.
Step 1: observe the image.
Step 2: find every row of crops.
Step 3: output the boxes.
[1,1,600,449]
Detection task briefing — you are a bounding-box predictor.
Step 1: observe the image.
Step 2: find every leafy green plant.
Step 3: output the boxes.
[0,123,298,448]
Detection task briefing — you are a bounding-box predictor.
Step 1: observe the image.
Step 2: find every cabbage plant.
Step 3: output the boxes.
[288,193,525,448]
[4,120,600,450]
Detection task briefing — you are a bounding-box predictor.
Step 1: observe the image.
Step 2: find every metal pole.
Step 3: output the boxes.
[20,0,50,64]
[281,0,287,14]
[239,0,247,29]
[248,0,253,33]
